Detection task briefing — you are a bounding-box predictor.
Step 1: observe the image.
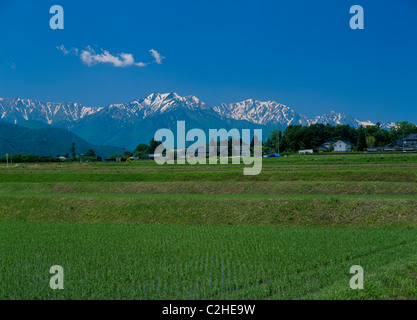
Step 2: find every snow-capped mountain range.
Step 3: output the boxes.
[0,93,396,149]
[214,99,395,129]
[0,97,101,126]
[213,99,309,127]
[0,93,393,127]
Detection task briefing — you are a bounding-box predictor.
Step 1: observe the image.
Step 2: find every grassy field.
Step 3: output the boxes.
[0,153,416,299]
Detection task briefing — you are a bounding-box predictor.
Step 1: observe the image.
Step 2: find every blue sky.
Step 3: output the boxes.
[0,0,416,123]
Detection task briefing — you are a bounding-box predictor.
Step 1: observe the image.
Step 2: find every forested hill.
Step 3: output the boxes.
[0,121,122,158]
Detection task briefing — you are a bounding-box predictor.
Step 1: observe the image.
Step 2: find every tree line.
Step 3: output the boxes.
[264,121,417,154]
[0,143,102,163]
[2,121,416,162]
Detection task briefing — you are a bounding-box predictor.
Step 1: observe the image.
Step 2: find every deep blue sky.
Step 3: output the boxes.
[0,0,416,123]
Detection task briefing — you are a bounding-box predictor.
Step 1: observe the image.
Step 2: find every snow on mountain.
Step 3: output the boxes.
[357,120,375,127]
[308,110,360,127]
[0,94,400,132]
[379,122,397,129]
[307,110,395,129]
[213,99,308,127]
[78,92,210,124]
[0,98,102,125]
[136,92,209,116]
[212,100,387,129]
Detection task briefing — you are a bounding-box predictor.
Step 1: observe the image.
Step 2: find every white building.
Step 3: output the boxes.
[334,140,354,152]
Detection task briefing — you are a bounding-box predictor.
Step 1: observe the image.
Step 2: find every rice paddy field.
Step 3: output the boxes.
[0,153,416,300]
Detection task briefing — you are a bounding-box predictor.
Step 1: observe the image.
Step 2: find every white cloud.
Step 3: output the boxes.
[79,47,147,67]
[57,45,164,68]
[149,49,165,64]
[57,45,70,55]
[57,45,79,56]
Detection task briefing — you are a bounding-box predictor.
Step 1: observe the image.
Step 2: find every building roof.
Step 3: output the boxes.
[318,141,336,148]
[337,140,354,146]
[405,134,417,140]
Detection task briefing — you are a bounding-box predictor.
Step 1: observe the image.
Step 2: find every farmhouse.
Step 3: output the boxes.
[317,141,336,152]
[333,140,354,152]
[404,134,417,146]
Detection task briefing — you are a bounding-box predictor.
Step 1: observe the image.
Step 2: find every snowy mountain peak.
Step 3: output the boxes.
[136,92,209,116]
[0,94,398,131]
[0,97,102,125]
[213,99,308,127]
[309,110,354,126]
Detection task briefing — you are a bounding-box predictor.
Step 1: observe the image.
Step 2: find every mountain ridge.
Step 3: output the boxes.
[0,93,400,149]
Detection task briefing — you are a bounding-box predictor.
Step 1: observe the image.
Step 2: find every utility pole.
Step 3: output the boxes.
[277,135,280,154]
[6,154,8,167]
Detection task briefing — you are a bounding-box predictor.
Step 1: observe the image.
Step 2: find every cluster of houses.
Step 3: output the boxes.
[299,140,354,154]
[299,134,417,154]
[155,145,251,159]
[102,145,250,162]
[367,134,417,152]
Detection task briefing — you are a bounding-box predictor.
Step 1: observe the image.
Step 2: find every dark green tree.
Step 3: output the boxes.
[149,139,163,154]
[356,127,367,151]
[86,149,96,157]
[134,143,151,154]
[71,142,76,160]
